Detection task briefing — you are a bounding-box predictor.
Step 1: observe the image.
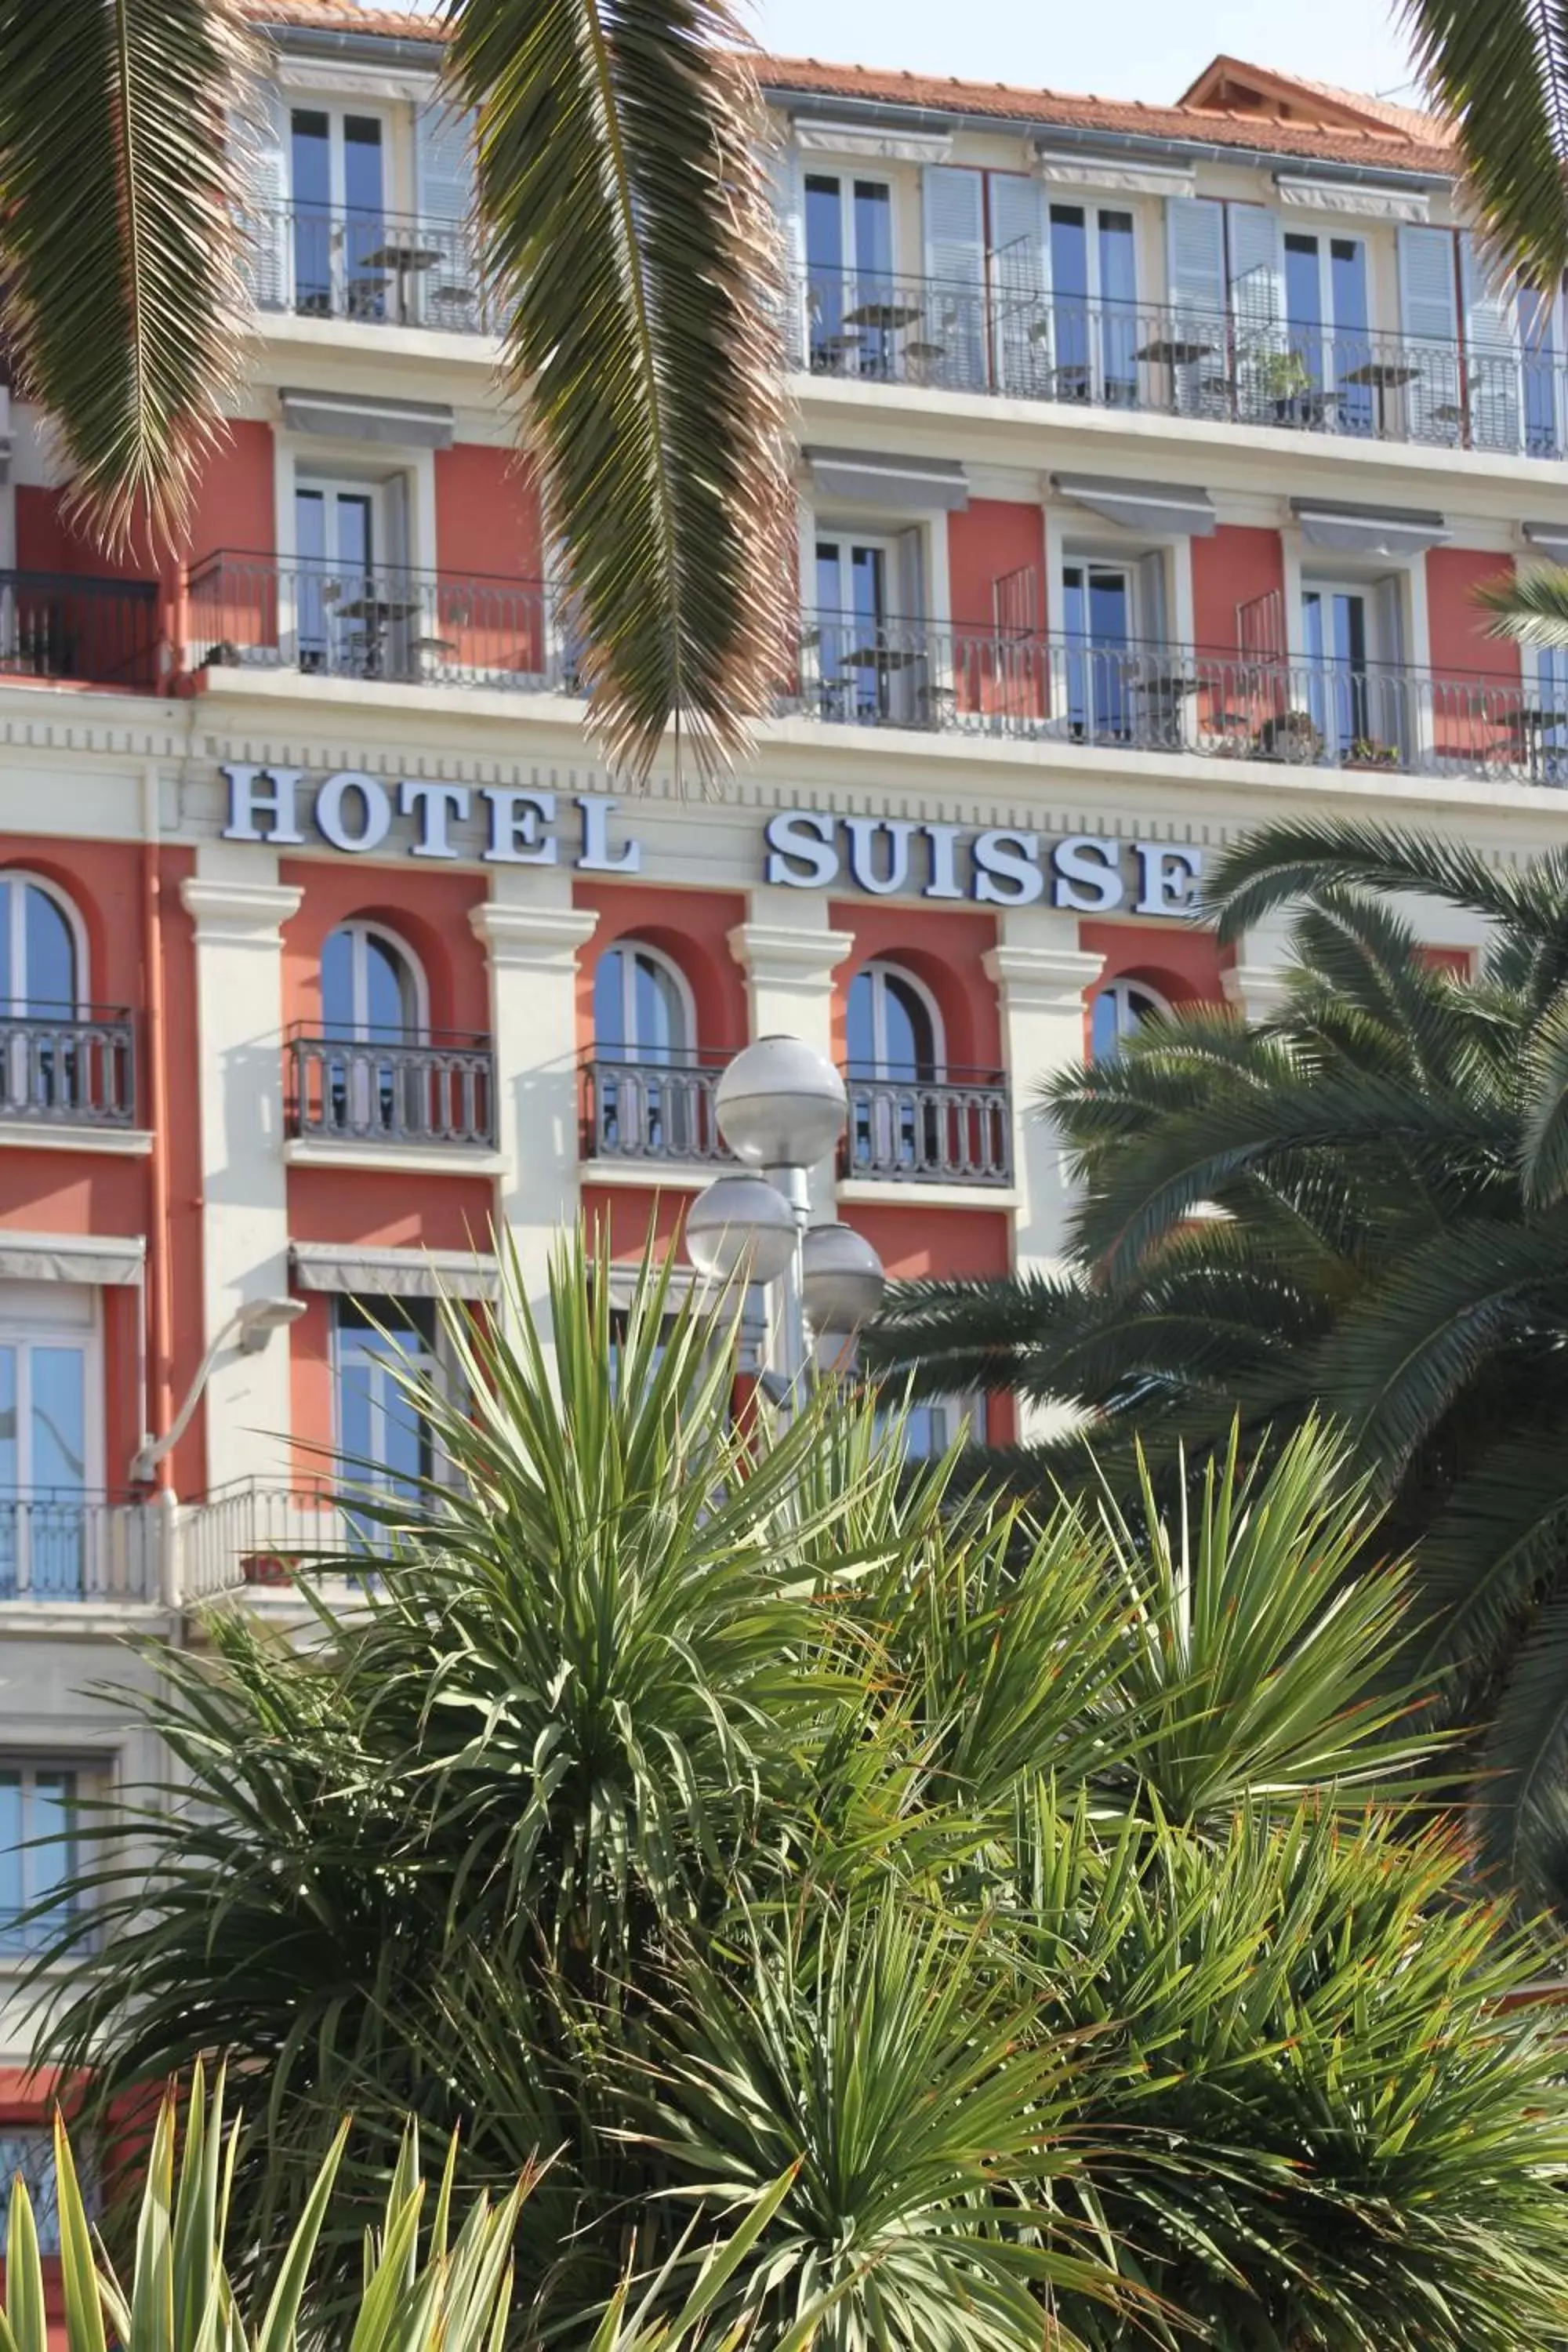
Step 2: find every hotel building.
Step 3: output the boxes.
[0,0,1559,2199]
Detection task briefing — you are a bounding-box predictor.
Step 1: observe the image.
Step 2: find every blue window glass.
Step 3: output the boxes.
[1098,211,1138,400]
[336,1297,437,1514]
[290,109,332,314]
[1064,564,1131,742]
[1050,205,1091,397]
[1521,287,1559,457]
[0,1766,79,1955]
[343,117,386,317]
[1330,238,1372,432]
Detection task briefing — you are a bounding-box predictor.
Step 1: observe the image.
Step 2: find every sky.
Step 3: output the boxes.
[743,0,1417,107]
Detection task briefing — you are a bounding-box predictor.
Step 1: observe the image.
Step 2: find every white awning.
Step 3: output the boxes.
[1053,474,1217,537]
[1035,147,1195,198]
[791,118,953,165]
[281,390,455,450]
[0,1231,144,1286]
[1275,174,1429,224]
[807,448,969,513]
[1291,498,1449,557]
[1523,521,1568,559]
[290,1243,499,1301]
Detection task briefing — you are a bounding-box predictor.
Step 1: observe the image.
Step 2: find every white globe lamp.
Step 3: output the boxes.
[801,1223,887,1336]
[684,1171,798,1287]
[714,1035,847,1172]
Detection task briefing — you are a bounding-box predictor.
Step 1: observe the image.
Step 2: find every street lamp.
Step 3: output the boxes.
[131,1295,306,1485]
[684,1035,885,1406]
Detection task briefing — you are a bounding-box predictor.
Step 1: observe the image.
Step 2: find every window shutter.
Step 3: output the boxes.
[989,171,1049,394]
[924,165,986,388]
[1372,575,1409,756]
[415,98,481,328]
[1461,231,1523,451]
[1137,550,1169,650]
[235,86,288,309]
[768,142,806,366]
[1227,203,1284,423]
[1167,195,1225,321]
[1399,225,1461,442]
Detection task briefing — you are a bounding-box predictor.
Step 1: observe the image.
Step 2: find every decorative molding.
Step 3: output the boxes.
[983,944,1105,1011]
[728,923,856,988]
[1221,963,1293,1018]
[792,118,953,165]
[579,1158,717,1193]
[1275,174,1429,223]
[0,1122,153,1158]
[180,878,303,945]
[469,902,599,966]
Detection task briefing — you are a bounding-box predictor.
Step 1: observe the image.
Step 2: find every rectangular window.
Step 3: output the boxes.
[1050,201,1138,403]
[0,1760,98,1956]
[1283,230,1372,431]
[332,1297,438,1515]
[814,539,895,720]
[289,107,386,320]
[0,2131,62,2256]
[0,1290,99,1601]
[1063,561,1134,742]
[804,173,894,370]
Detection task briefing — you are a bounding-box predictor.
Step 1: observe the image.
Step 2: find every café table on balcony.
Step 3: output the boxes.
[333,594,421,678]
[1343,359,1419,436]
[1501,704,1568,782]
[361,238,442,326]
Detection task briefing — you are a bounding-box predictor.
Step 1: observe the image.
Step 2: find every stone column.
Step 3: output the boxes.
[982,911,1105,1279]
[1220,924,1296,1024]
[180,848,303,1492]
[728,887,855,1217]
[470,872,598,1356]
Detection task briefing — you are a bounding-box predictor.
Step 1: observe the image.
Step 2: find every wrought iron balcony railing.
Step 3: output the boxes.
[241,202,506,335]
[0,1490,159,1602]
[0,1007,136,1127]
[187,553,572,694]
[288,1029,497,1149]
[581,1053,735,1164]
[842,1070,1013,1187]
[793,610,1568,786]
[0,571,161,691]
[788,267,1568,457]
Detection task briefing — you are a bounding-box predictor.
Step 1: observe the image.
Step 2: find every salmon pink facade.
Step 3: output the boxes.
[0,0,1564,2220]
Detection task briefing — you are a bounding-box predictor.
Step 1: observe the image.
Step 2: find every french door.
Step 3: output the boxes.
[804,172,894,371]
[1282,232,1372,432]
[295,483,379,675]
[0,1290,99,1599]
[290,107,387,318]
[1063,561,1134,742]
[1048,203,1138,405]
[814,538,897,720]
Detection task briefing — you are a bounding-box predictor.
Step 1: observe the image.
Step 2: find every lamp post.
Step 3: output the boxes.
[131,1295,306,1486]
[684,1035,886,1408]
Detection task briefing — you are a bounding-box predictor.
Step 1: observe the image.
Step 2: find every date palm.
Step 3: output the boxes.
[20,1238,1568,2350]
[0,0,785,780]
[869,818,1568,1907]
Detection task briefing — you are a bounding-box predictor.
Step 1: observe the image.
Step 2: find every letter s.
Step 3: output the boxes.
[765,810,839,888]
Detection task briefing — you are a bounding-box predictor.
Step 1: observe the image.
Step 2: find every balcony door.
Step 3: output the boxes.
[289,107,387,319]
[333,1297,437,1523]
[1282,232,1372,434]
[592,942,697,1156]
[1048,203,1138,406]
[1063,561,1136,742]
[320,922,426,1138]
[0,1285,100,1600]
[847,960,945,1174]
[1303,581,1405,760]
[814,537,902,721]
[804,172,894,372]
[0,875,82,1118]
[295,482,384,676]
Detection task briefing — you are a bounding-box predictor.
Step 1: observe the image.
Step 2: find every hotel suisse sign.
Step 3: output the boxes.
[220,764,1202,916]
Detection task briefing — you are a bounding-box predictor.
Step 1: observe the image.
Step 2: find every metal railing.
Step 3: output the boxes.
[289,1029,496,1148]
[841,1070,1012,1186]
[187,553,571,692]
[0,1007,135,1127]
[178,1481,407,1602]
[788,267,1568,456]
[241,202,505,335]
[792,609,1568,784]
[581,1054,735,1164]
[0,1492,159,1602]
[0,571,162,691]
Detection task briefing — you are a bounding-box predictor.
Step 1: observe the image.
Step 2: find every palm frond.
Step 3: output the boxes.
[0,0,249,546]
[1400,0,1568,289]
[447,0,789,782]
[1203,815,1559,946]
[1476,560,1568,649]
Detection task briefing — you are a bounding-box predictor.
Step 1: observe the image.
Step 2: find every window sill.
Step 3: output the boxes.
[579,1156,725,1192]
[0,1122,152,1158]
[283,1138,507,1177]
[836,1176,1020,1210]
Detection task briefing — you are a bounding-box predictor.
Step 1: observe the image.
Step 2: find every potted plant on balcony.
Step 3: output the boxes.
[1254,707,1322,763]
[1345,735,1400,768]
[1259,347,1317,423]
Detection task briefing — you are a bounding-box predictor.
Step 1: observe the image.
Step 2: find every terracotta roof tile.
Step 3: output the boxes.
[242,2,1456,174]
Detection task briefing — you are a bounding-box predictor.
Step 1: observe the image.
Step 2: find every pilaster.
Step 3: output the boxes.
[728,889,855,1214]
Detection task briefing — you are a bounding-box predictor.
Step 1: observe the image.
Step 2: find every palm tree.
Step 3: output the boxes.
[0,0,786,780]
[869,817,1568,1906]
[21,1238,1568,2350]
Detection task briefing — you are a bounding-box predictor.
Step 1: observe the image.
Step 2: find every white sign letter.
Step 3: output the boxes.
[400,780,470,860]
[315,771,392,855]
[220,763,305,845]
[482,788,557,865]
[764,810,839,888]
[1051,835,1124,913]
[577,796,641,874]
[1133,842,1203,915]
[844,817,915,897]
[921,823,965,902]
[973,829,1045,906]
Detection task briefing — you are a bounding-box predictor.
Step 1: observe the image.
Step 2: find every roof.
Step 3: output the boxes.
[244,3,1457,176]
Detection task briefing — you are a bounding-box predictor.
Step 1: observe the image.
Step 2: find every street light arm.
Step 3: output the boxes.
[130,1297,305,1486]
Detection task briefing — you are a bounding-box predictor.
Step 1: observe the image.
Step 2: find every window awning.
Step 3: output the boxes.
[281,390,455,450]
[1052,474,1217,537]
[1290,498,1449,558]
[290,1243,499,1301]
[807,448,969,513]
[792,118,953,165]
[0,1232,144,1287]
[1523,521,1568,559]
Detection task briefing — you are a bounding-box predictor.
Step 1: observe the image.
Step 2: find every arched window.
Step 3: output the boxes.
[847,960,944,1080]
[593,941,694,1066]
[590,941,700,1159]
[318,924,427,1138]
[321,921,425,1042]
[0,874,82,1015]
[1091,978,1169,1061]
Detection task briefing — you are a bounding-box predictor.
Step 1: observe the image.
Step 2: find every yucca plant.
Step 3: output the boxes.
[23,1237,1568,2349]
[0,0,786,779]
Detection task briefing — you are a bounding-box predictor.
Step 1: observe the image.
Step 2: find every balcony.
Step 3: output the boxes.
[793,611,1568,786]
[581,1054,733,1165]
[0,571,161,692]
[789,269,1564,459]
[178,1480,390,1604]
[0,1009,136,1127]
[0,1492,160,1602]
[242,203,503,336]
[187,554,568,693]
[842,1072,1012,1187]
[287,1029,497,1150]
